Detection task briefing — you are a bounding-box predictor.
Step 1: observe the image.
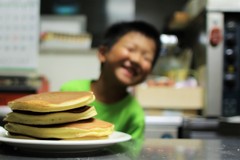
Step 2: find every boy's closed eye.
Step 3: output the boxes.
[142,52,154,62]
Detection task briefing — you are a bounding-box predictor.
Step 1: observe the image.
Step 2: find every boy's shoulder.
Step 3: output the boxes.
[60,79,91,91]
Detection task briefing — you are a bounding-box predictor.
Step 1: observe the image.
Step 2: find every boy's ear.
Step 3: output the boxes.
[97,46,108,63]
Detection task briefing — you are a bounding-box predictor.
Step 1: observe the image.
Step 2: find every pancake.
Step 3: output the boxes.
[4,118,114,139]
[3,106,97,125]
[8,91,95,112]
[7,132,108,140]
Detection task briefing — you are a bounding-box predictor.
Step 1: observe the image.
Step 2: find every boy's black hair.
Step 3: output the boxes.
[100,21,161,68]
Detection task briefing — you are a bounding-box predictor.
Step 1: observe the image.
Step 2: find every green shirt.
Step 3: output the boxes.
[60,79,145,140]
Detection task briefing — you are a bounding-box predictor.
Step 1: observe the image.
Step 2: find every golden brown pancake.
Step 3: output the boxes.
[4,118,114,139]
[3,106,97,125]
[7,132,108,140]
[8,91,95,112]
[4,91,115,141]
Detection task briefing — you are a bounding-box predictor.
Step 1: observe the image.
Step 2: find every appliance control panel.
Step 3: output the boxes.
[222,13,240,116]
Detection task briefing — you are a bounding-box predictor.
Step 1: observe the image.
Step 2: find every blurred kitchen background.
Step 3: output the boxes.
[1,0,240,140]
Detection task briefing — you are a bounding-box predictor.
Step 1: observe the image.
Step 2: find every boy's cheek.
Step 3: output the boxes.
[141,63,152,73]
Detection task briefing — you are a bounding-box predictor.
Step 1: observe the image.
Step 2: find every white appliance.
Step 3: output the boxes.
[145,116,183,138]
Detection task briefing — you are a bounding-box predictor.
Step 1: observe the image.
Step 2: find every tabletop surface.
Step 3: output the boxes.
[1,107,240,160]
[1,137,240,160]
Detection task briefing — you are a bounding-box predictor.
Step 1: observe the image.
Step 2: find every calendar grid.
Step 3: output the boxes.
[0,0,40,71]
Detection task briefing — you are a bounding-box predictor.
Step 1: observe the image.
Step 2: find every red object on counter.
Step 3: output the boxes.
[0,76,49,106]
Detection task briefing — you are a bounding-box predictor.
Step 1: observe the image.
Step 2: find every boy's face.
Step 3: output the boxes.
[99,31,156,86]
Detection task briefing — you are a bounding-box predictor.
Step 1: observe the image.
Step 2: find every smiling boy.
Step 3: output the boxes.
[61,21,161,140]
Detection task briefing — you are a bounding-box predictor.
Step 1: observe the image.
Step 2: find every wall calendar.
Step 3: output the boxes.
[0,0,39,71]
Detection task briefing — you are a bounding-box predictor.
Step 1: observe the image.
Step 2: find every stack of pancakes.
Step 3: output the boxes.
[3,91,114,140]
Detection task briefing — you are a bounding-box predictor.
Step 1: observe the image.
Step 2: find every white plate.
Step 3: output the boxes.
[0,127,131,152]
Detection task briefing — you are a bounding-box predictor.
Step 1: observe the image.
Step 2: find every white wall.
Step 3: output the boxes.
[38,49,100,91]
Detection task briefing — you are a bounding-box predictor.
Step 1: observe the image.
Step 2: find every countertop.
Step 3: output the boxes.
[1,106,240,159]
[1,138,240,160]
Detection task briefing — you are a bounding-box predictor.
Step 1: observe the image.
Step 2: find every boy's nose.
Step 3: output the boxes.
[129,52,141,63]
